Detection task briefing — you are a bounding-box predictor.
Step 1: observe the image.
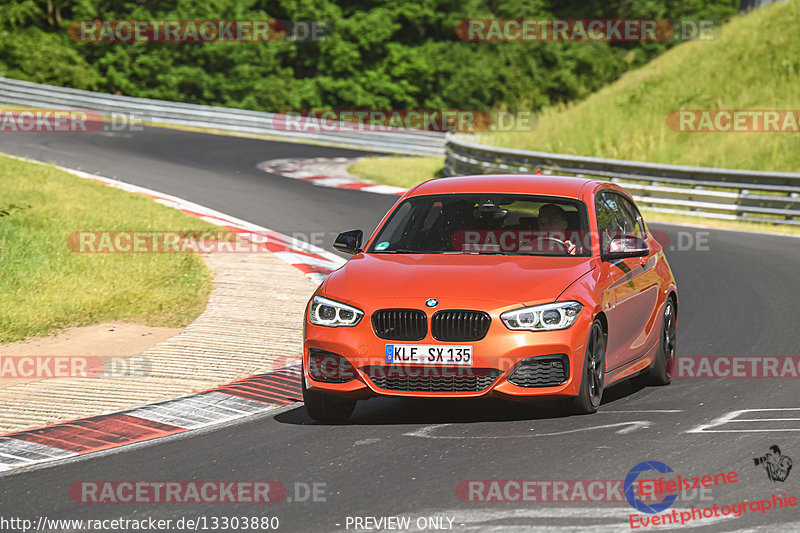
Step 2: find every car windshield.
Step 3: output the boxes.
[368,194,591,256]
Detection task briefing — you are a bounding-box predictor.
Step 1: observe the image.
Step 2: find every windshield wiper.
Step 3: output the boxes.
[372,248,423,254]
[462,250,514,255]
[374,249,535,255]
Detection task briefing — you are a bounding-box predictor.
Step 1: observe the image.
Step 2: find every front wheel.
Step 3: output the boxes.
[302,377,356,423]
[572,319,606,414]
[641,297,676,386]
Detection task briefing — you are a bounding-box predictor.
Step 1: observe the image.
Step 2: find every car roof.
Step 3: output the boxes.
[407,174,610,200]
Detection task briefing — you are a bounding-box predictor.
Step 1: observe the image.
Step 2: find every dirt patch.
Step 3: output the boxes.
[0,322,183,389]
[0,252,316,434]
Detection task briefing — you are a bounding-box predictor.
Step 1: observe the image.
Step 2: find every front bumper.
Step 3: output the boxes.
[303,303,592,400]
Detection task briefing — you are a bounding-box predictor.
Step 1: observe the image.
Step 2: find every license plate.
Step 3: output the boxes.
[385,344,473,366]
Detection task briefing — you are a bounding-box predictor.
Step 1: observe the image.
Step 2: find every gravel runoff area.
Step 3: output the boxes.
[0,252,317,434]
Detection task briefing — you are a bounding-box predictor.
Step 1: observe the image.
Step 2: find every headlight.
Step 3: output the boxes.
[308,296,364,327]
[501,301,583,331]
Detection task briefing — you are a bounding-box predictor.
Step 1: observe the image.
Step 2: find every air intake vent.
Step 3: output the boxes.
[308,349,357,383]
[363,366,501,393]
[507,355,569,387]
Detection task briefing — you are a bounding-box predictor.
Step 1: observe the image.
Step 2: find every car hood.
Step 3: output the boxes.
[323,253,595,307]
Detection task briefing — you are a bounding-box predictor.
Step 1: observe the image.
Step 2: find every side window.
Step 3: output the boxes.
[616,195,646,237]
[595,191,642,253]
[596,192,617,254]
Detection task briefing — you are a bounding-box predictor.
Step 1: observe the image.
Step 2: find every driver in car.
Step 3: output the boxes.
[537,203,577,255]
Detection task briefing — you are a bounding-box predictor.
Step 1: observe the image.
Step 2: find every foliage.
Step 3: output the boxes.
[480,0,800,172]
[0,0,738,112]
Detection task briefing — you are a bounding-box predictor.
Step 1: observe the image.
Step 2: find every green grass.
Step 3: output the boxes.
[347,156,444,189]
[0,155,217,343]
[476,0,800,172]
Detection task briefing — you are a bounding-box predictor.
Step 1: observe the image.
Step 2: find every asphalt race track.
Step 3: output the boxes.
[2,126,799,532]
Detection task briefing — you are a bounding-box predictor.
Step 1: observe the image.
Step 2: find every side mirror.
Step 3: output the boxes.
[333,229,363,255]
[603,234,649,261]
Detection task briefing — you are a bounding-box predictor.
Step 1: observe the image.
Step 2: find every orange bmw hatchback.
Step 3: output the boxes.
[303,175,677,422]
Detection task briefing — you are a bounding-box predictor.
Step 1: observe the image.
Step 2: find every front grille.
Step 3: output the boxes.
[363,366,501,393]
[431,310,491,341]
[507,355,569,387]
[372,309,427,341]
[308,349,357,383]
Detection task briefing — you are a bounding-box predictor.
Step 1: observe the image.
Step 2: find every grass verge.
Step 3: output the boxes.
[348,156,444,189]
[0,155,216,343]
[476,0,800,172]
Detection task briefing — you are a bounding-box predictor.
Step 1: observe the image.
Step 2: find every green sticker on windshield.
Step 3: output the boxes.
[375,241,390,251]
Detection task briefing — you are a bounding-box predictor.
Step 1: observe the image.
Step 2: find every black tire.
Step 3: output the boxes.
[641,297,677,386]
[572,319,606,415]
[302,378,356,423]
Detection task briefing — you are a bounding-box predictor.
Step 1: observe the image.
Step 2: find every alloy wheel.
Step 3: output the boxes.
[587,323,605,407]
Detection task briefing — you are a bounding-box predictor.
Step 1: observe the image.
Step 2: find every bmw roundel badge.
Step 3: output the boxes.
[425,298,439,308]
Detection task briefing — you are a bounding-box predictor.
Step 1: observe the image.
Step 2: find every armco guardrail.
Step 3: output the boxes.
[445,133,800,225]
[0,77,444,156]
[4,76,798,225]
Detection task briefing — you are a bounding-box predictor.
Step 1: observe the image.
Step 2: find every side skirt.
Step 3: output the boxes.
[605,340,659,386]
